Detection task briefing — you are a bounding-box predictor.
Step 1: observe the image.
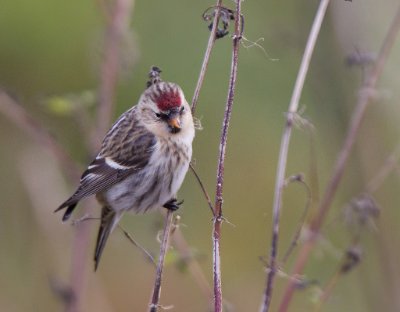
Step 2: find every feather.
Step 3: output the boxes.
[55,107,156,220]
[94,205,122,270]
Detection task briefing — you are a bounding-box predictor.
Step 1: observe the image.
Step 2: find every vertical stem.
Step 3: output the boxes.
[259,1,330,311]
[149,210,174,312]
[191,1,223,114]
[278,5,400,312]
[212,1,242,311]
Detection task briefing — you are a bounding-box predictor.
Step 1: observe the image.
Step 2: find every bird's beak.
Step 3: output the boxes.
[167,116,181,133]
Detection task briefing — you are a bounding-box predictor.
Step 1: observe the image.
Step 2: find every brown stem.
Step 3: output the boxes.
[278,5,400,312]
[119,225,156,266]
[190,163,215,215]
[190,1,223,114]
[212,1,242,311]
[151,2,224,306]
[149,210,174,312]
[280,176,312,266]
[259,1,331,311]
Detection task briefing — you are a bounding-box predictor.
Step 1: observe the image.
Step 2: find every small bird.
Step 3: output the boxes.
[56,68,195,270]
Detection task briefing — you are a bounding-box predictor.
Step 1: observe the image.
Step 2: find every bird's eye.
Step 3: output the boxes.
[155,112,168,120]
[180,107,185,114]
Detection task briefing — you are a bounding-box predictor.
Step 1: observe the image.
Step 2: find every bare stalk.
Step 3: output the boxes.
[154,0,224,306]
[119,225,156,266]
[259,1,331,311]
[190,163,215,215]
[147,1,225,307]
[278,5,400,312]
[212,1,242,311]
[190,1,223,114]
[96,0,134,138]
[146,1,224,306]
[149,210,174,312]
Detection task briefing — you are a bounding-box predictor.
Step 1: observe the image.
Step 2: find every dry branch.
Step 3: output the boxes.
[259,0,331,311]
[278,5,400,312]
[212,1,242,311]
[149,211,174,312]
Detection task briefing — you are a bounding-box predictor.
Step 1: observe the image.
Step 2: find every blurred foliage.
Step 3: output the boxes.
[45,90,95,116]
[1,0,400,311]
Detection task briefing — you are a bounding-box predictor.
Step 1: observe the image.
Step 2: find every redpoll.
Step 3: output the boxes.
[56,69,195,270]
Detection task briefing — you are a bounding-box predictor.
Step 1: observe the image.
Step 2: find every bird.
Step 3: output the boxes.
[56,68,195,270]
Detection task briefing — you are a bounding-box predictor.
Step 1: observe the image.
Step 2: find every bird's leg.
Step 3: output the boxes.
[163,198,184,211]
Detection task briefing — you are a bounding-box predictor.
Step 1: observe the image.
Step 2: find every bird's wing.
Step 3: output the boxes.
[56,108,156,217]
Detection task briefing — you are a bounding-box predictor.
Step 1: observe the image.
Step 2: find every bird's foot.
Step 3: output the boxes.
[163,198,184,211]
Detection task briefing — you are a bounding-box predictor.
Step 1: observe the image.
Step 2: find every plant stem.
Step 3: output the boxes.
[278,5,400,312]
[191,1,223,114]
[149,210,174,312]
[190,163,215,215]
[212,1,242,311]
[259,1,330,311]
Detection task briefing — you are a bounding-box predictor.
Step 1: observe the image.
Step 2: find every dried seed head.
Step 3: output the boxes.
[343,193,380,227]
[340,245,362,274]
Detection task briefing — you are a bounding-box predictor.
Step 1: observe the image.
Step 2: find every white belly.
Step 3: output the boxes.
[102,138,191,214]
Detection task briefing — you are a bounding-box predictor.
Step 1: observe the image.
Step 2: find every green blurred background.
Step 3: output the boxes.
[1,0,400,311]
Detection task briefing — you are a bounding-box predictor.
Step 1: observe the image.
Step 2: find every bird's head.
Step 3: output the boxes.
[138,81,194,139]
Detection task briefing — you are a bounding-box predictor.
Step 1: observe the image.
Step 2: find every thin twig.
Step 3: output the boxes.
[149,210,174,312]
[70,214,156,265]
[259,1,331,311]
[149,2,224,306]
[96,0,134,138]
[119,225,157,266]
[191,1,223,114]
[280,175,312,266]
[212,1,242,311]
[190,163,215,215]
[278,5,400,312]
[313,245,362,312]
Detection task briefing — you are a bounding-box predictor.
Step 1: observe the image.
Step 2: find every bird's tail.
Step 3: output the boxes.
[55,199,78,222]
[94,206,122,271]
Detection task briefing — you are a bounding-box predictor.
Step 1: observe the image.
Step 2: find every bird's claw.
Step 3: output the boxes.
[163,198,184,211]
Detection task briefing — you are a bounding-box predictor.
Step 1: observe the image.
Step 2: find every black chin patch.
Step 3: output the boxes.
[169,126,181,134]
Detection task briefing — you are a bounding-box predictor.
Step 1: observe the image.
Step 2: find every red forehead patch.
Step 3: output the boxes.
[155,89,181,111]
